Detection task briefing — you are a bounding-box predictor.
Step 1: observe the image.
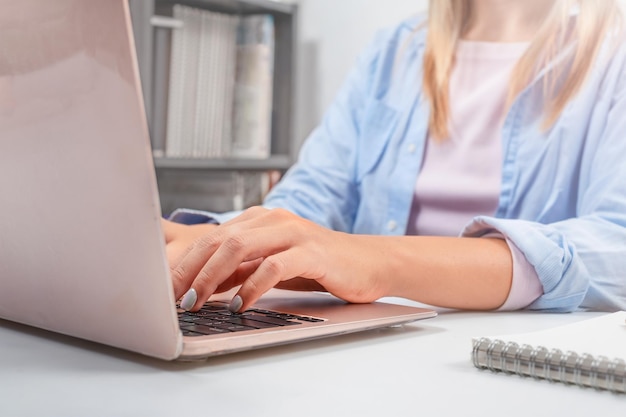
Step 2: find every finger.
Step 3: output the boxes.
[168,244,198,299]
[162,220,200,298]
[167,223,221,272]
[169,233,221,301]
[231,248,309,312]
[179,218,299,310]
[180,259,262,311]
[214,258,264,294]
[171,221,258,301]
[172,209,270,287]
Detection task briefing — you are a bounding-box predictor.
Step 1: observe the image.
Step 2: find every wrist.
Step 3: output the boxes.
[343,234,395,302]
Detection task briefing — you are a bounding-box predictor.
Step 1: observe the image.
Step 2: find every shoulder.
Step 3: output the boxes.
[350,12,428,100]
[327,13,428,107]
[334,13,429,110]
[369,13,427,58]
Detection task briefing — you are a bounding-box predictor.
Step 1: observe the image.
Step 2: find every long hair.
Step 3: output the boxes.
[422,0,624,140]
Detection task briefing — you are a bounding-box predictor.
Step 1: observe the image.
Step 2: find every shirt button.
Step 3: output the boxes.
[407,143,416,154]
[387,220,397,231]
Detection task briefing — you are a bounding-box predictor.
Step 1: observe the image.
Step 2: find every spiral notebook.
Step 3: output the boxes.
[472,311,626,393]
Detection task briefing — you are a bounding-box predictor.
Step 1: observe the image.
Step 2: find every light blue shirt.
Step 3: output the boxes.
[171,16,626,312]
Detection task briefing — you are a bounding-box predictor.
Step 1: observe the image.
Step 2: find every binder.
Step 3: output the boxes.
[231,14,275,159]
[472,311,626,393]
[166,5,254,159]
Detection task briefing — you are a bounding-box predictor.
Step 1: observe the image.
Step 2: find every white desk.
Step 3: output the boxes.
[1,306,624,416]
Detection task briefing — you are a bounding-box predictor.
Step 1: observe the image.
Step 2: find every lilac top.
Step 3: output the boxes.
[406,40,543,310]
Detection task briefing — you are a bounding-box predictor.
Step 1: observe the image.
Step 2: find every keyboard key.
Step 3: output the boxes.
[181,323,233,335]
[242,313,301,327]
[178,301,327,337]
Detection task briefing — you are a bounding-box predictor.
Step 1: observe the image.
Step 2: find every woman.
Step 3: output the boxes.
[163,0,626,314]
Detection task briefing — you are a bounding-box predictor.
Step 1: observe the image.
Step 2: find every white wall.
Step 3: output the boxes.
[294,0,428,147]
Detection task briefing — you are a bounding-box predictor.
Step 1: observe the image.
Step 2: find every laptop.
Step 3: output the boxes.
[0,0,436,361]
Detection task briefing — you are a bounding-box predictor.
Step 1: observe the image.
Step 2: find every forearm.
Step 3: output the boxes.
[351,235,513,310]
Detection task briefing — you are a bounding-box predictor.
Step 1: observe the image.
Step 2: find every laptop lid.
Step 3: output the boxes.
[0,0,183,359]
[0,0,436,361]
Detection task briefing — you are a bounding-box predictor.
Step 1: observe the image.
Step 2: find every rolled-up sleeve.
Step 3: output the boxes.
[463,76,626,312]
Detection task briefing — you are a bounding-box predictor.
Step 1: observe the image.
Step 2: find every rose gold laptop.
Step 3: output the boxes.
[0,0,436,360]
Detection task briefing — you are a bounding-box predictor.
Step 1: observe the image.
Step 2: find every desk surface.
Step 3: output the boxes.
[1,301,624,417]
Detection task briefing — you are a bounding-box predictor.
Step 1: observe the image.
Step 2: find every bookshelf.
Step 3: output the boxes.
[128,0,297,214]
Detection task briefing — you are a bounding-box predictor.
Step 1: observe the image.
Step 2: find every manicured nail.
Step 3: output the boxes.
[229,295,243,313]
[180,288,197,311]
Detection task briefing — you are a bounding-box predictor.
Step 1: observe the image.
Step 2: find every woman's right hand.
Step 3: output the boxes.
[165,207,390,312]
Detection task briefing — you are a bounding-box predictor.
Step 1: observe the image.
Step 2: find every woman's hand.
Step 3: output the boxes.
[162,217,265,303]
[165,207,389,312]
[162,218,218,271]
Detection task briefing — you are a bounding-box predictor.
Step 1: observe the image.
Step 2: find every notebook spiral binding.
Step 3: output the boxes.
[472,337,626,393]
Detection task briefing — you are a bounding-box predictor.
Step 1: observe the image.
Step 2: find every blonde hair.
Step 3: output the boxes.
[422,0,624,140]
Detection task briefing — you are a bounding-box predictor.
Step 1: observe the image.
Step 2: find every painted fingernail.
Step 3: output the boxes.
[229,295,243,313]
[180,288,197,311]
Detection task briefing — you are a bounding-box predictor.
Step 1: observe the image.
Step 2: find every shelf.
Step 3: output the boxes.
[129,0,297,213]
[131,0,297,162]
[153,155,292,171]
[156,0,296,15]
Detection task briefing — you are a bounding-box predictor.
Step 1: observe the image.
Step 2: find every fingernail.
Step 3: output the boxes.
[180,288,197,311]
[229,295,243,313]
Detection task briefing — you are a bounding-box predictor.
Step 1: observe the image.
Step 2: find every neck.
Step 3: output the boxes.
[463,0,556,42]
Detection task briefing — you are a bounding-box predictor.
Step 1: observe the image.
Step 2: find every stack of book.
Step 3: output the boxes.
[165,5,274,159]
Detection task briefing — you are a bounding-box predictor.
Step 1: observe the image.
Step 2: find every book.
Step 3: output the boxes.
[164,6,275,160]
[231,14,275,159]
[165,5,238,159]
[168,5,194,157]
[472,311,626,393]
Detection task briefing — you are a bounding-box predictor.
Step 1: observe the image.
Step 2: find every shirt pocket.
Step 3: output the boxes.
[356,99,399,182]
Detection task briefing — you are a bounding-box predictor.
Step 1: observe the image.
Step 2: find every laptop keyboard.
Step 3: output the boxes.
[178,301,325,337]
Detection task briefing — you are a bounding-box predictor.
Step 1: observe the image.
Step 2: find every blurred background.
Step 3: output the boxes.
[131,0,624,215]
